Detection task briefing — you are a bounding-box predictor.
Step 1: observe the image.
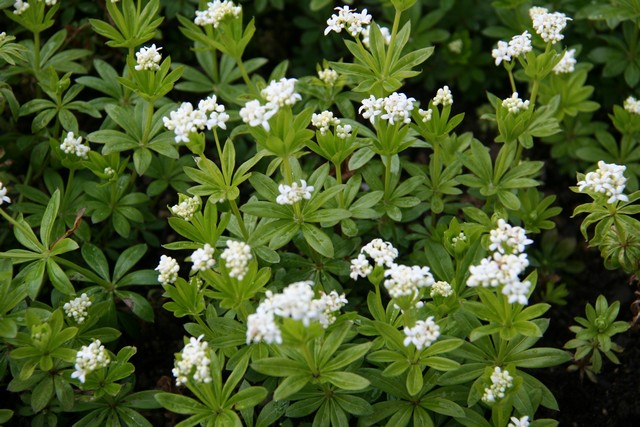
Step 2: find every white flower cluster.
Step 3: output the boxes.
[276,180,314,205]
[502,92,530,114]
[383,264,435,299]
[220,240,252,280]
[350,239,399,279]
[362,25,391,49]
[577,160,629,204]
[0,182,10,205]
[491,31,532,66]
[325,6,372,37]
[418,108,433,123]
[104,167,115,177]
[430,281,453,298]
[452,232,466,244]
[433,85,453,106]
[60,132,90,159]
[191,244,216,271]
[481,367,513,403]
[63,293,92,324]
[0,32,6,43]
[359,92,416,125]
[170,196,200,221]
[448,39,463,54]
[318,68,339,86]
[624,96,640,115]
[553,49,576,74]
[530,7,571,44]
[246,281,347,344]
[172,335,212,386]
[508,416,530,427]
[311,111,340,135]
[156,255,180,285]
[336,124,352,139]
[194,0,241,27]
[403,317,440,350]
[71,339,110,383]
[13,0,29,15]
[163,95,229,143]
[240,79,301,131]
[135,44,162,71]
[468,220,533,305]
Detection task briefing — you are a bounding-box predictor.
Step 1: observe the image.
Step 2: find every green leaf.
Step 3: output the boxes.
[155,393,207,414]
[273,374,311,401]
[301,224,334,258]
[31,376,54,413]
[321,371,369,390]
[40,189,60,248]
[46,259,75,295]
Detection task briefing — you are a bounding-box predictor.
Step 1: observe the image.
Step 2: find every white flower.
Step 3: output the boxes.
[492,40,512,66]
[13,0,29,15]
[45,0,57,5]
[63,294,92,324]
[448,39,463,54]
[502,92,530,114]
[191,244,216,271]
[276,180,314,205]
[528,6,548,20]
[532,11,571,44]
[170,196,200,221]
[508,416,530,427]
[361,25,391,49]
[311,111,340,135]
[508,31,532,57]
[135,44,162,71]
[318,68,339,86]
[325,6,372,37]
[194,0,242,27]
[489,219,533,254]
[624,96,640,115]
[577,160,629,204]
[336,124,352,139]
[502,279,531,305]
[430,281,453,298]
[60,132,90,159]
[451,232,466,244]
[163,102,204,143]
[384,264,435,298]
[239,99,277,131]
[0,182,10,205]
[482,367,514,403]
[246,309,281,345]
[0,32,6,43]
[380,92,415,125]
[220,240,252,280]
[261,78,301,109]
[156,255,180,285]
[350,254,372,280]
[104,167,115,177]
[361,239,398,267]
[403,317,440,350]
[419,108,433,123]
[553,49,576,74]
[433,86,453,106]
[311,290,348,327]
[359,95,384,124]
[198,95,229,130]
[172,335,212,386]
[71,340,110,384]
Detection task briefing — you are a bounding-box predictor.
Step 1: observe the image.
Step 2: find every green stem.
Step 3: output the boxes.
[334,161,344,207]
[383,154,393,201]
[235,56,257,95]
[213,129,223,161]
[194,313,215,336]
[62,168,75,208]
[141,101,155,145]
[33,31,41,73]
[382,8,402,80]
[507,68,517,94]
[229,198,249,241]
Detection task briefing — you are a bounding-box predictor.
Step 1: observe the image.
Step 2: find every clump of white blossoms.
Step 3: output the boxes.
[531,8,571,44]
[311,111,340,135]
[430,281,453,298]
[220,240,252,280]
[60,132,90,159]
[318,68,339,86]
[350,239,399,279]
[448,39,463,54]
[468,220,533,305]
[135,44,162,71]
[383,264,435,299]
[71,339,110,384]
[403,317,440,350]
[624,96,640,115]
[194,0,241,27]
[336,124,352,139]
[502,92,530,114]
[13,0,29,15]
[172,335,212,386]
[0,182,10,205]
[553,49,576,74]
[163,96,229,143]
[156,255,180,285]
[170,196,200,221]
[418,108,433,123]
[276,180,314,205]
[508,416,530,427]
[0,32,6,43]
[63,293,92,324]
[246,281,347,344]
[198,95,230,130]
[350,254,373,280]
[361,25,391,49]
[325,6,372,37]
[491,32,532,66]
[433,85,453,106]
[239,100,277,131]
[359,92,416,125]
[482,367,514,403]
[577,160,629,204]
[240,79,301,131]
[191,244,216,271]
